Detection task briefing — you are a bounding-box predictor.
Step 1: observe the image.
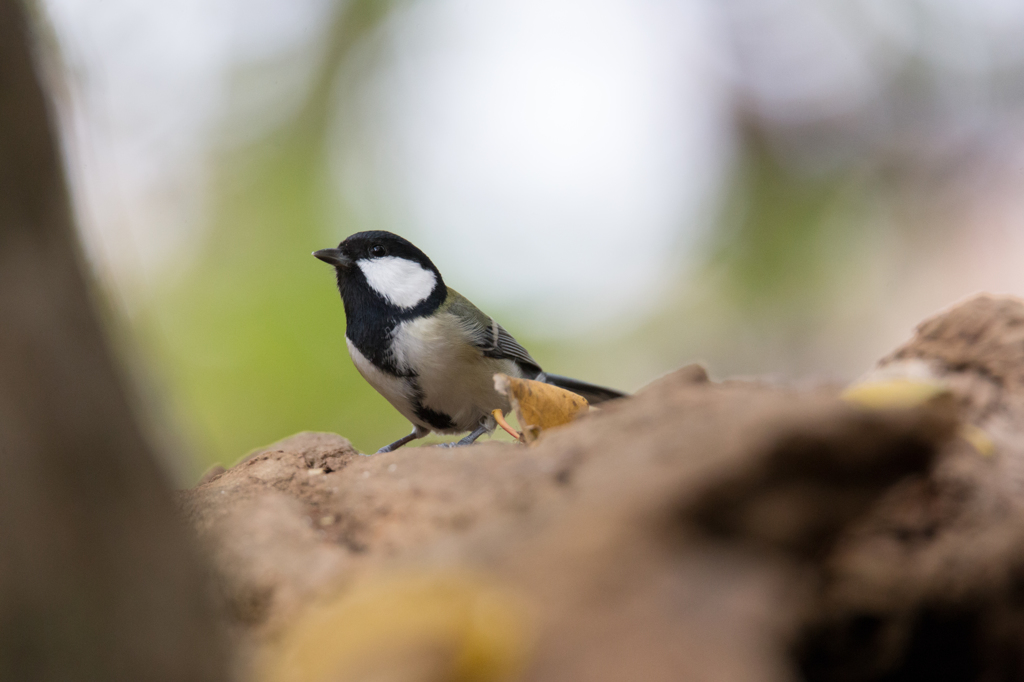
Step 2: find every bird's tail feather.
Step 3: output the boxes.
[537,373,627,405]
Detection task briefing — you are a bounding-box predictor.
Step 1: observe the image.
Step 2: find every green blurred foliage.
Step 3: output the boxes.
[610,127,889,384]
[706,130,870,314]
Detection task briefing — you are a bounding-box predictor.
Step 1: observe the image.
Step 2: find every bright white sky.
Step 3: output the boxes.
[43,0,733,333]
[335,0,732,332]
[41,0,1024,337]
[43,0,334,294]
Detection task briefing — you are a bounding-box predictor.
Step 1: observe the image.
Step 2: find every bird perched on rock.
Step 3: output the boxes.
[314,231,626,453]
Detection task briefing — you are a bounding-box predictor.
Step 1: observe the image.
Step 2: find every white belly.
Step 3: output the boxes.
[346,313,522,433]
[346,339,421,424]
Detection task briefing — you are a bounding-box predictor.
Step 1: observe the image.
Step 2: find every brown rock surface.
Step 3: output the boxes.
[182,295,1024,682]
[799,296,1024,681]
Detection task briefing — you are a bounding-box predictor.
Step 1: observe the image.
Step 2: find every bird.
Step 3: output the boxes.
[313,231,627,453]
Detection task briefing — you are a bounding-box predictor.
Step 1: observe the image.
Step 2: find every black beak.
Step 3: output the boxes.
[313,248,351,267]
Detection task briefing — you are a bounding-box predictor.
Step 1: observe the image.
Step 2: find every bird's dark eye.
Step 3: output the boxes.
[369,245,387,258]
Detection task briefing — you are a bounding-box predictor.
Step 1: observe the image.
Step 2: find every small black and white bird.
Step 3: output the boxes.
[314,231,626,453]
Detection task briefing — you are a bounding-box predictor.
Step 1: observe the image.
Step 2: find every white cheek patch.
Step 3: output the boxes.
[357,256,438,309]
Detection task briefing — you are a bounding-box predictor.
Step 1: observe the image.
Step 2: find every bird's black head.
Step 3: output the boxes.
[313,231,447,324]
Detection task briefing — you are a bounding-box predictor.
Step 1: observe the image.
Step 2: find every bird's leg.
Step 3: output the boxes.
[436,423,490,448]
[456,423,490,446]
[377,426,429,454]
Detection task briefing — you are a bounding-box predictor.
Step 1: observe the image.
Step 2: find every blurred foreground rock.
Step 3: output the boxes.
[181,295,1024,682]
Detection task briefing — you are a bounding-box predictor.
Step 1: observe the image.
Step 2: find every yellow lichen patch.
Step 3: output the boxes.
[261,570,533,682]
[960,423,995,457]
[494,374,589,444]
[841,378,951,410]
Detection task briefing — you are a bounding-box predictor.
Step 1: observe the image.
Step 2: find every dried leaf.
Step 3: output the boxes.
[494,374,589,444]
[491,409,522,442]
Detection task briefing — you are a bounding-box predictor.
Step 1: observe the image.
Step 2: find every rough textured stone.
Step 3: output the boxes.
[184,297,1024,682]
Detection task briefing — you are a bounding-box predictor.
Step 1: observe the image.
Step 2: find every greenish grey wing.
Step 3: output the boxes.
[443,288,543,375]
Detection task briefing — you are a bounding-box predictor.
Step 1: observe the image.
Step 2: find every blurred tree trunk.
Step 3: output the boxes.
[0,2,225,680]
